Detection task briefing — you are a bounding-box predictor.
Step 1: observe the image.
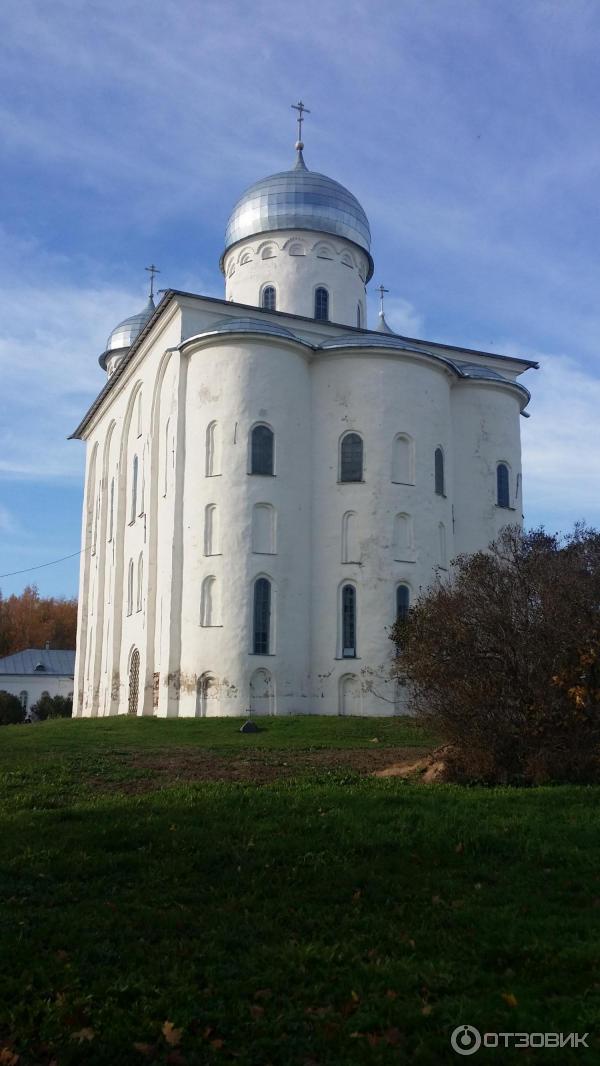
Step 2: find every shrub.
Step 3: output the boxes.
[0,690,25,725]
[391,525,600,784]
[32,694,73,721]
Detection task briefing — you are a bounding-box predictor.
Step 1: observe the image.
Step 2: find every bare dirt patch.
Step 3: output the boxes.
[86,746,431,793]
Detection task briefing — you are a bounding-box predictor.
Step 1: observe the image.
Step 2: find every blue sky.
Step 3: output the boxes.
[1,0,600,598]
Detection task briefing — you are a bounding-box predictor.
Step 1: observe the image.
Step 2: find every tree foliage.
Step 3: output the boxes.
[31,693,73,721]
[391,525,600,784]
[0,585,77,657]
[0,690,24,726]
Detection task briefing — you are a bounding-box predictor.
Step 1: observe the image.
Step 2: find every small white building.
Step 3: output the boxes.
[0,649,75,716]
[71,121,537,719]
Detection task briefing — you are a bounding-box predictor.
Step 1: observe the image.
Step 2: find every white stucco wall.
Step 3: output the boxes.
[223,230,369,328]
[73,288,532,720]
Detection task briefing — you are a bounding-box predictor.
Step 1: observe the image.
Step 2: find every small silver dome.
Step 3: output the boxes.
[222,151,373,280]
[99,296,155,369]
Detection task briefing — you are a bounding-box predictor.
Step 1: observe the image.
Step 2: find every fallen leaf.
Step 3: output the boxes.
[162,1022,182,1047]
[502,992,518,1008]
[386,989,397,1000]
[71,1028,95,1043]
[455,842,465,854]
[249,1004,264,1020]
[0,1049,19,1066]
[421,1004,433,1016]
[253,988,272,1000]
[366,1032,381,1048]
[132,1043,155,1058]
[55,949,69,962]
[210,1038,224,1050]
[431,895,442,905]
[351,990,360,1003]
[384,1027,402,1045]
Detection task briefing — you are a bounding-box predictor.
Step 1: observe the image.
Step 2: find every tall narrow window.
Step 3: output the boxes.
[497,463,510,508]
[206,421,219,476]
[136,554,143,612]
[396,584,410,621]
[108,477,115,541]
[200,576,217,627]
[434,448,445,496]
[393,513,414,560]
[251,425,274,475]
[439,522,447,568]
[127,559,134,615]
[252,503,275,554]
[204,504,219,555]
[315,287,329,321]
[342,584,356,657]
[262,285,276,311]
[253,578,271,654]
[340,433,363,482]
[19,690,28,712]
[356,303,362,328]
[341,511,359,563]
[163,418,171,496]
[130,455,138,522]
[136,392,142,437]
[392,434,414,484]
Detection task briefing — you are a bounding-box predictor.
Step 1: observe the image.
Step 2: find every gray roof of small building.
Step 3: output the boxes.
[0,649,76,676]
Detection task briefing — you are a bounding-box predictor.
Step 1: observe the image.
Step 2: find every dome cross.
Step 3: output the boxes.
[291,100,310,147]
[145,263,160,300]
[377,284,389,316]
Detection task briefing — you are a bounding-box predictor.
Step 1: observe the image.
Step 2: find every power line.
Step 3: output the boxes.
[0,549,85,580]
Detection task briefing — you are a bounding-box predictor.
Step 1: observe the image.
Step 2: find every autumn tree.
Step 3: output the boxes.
[0,586,78,657]
[391,525,600,784]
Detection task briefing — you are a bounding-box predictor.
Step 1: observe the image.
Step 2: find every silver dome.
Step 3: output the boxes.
[99,296,155,369]
[222,151,373,280]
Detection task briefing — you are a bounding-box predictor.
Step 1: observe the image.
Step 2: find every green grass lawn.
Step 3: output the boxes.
[1,716,599,1065]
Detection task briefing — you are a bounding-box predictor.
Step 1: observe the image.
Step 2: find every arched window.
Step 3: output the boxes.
[206,421,220,476]
[252,503,276,554]
[127,559,134,616]
[108,477,115,541]
[434,448,445,496]
[396,584,410,621]
[163,417,171,496]
[130,455,138,522]
[392,434,414,484]
[356,303,362,328]
[341,253,353,269]
[315,287,329,321]
[261,285,276,311]
[200,576,217,627]
[251,424,274,475]
[136,392,142,437]
[253,578,271,654]
[497,463,510,508]
[340,433,363,482]
[288,241,305,256]
[204,504,219,555]
[342,584,357,658]
[439,522,447,568]
[341,511,359,563]
[128,648,140,715]
[197,673,219,717]
[393,513,414,560]
[136,553,143,612]
[261,245,275,260]
[339,674,361,715]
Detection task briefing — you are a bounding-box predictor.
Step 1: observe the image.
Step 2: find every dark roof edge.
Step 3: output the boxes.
[70,289,538,440]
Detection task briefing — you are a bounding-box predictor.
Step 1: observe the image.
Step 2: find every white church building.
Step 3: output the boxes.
[72,111,537,718]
